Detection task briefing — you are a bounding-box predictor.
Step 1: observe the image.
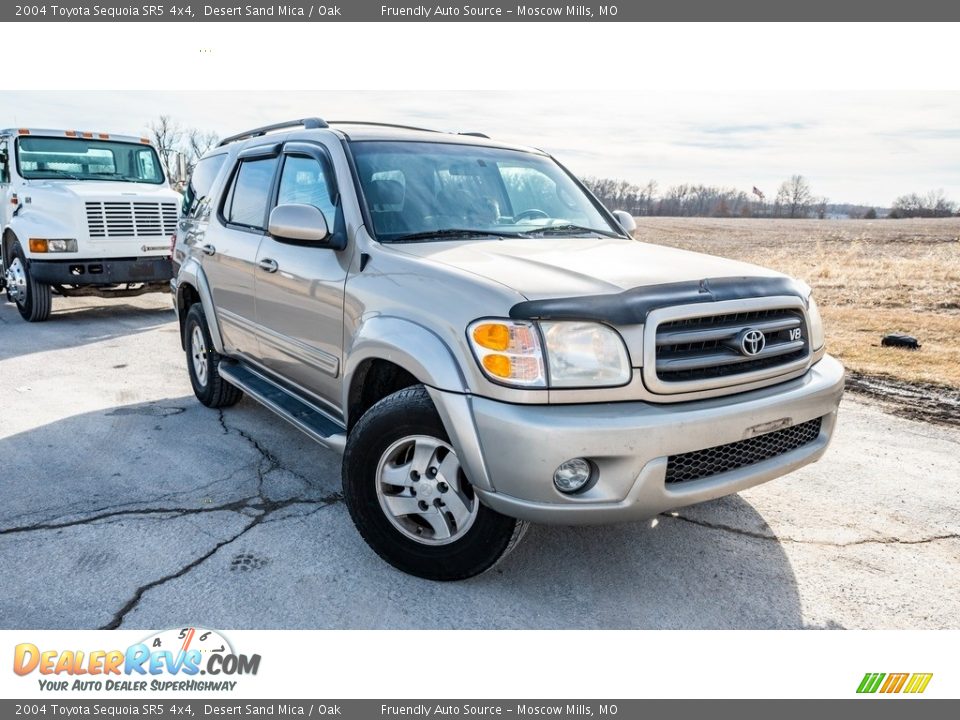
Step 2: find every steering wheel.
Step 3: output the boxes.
[514,208,550,221]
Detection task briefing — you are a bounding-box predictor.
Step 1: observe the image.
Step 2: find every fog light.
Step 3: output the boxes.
[553,458,592,493]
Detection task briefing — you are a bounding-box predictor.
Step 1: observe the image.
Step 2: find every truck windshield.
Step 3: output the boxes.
[16,136,165,184]
[351,141,621,242]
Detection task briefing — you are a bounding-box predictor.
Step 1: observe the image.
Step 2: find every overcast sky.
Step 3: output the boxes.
[4,90,958,206]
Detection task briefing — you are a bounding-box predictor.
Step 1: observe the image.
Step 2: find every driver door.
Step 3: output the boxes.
[253,141,350,413]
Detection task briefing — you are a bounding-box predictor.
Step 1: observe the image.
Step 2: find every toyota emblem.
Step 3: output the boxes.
[739,329,766,356]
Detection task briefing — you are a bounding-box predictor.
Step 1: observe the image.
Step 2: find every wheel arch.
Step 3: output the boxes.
[175,258,225,353]
[343,317,494,491]
[342,316,469,423]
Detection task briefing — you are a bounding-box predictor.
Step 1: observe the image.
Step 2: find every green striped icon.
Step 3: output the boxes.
[857,672,933,694]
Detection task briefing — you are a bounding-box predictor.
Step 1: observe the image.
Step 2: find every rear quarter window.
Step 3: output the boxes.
[183,153,227,218]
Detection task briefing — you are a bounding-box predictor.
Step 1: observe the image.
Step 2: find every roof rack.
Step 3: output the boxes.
[217,117,329,147]
[327,120,442,134]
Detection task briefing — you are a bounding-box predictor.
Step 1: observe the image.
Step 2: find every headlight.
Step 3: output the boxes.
[467,319,630,389]
[806,293,825,350]
[541,321,631,387]
[467,320,546,387]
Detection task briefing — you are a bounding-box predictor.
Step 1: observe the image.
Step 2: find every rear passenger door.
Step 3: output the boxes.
[253,141,349,412]
[204,144,280,359]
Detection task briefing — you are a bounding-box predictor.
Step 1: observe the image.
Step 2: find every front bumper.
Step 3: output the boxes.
[29,256,172,286]
[437,354,844,525]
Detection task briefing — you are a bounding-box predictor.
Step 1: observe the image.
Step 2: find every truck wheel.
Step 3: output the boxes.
[184,304,243,408]
[6,241,52,322]
[343,385,528,581]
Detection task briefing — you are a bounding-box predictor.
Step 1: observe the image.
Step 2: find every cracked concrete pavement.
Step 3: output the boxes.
[1,295,958,629]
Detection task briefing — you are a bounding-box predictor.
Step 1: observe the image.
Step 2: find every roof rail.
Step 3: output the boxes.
[217,117,329,147]
[327,120,441,134]
[458,132,490,139]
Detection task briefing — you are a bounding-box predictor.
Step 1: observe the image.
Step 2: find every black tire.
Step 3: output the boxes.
[343,385,528,581]
[184,303,243,408]
[9,241,52,322]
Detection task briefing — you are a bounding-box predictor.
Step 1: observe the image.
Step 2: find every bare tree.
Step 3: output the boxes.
[186,129,220,172]
[775,175,814,219]
[148,115,183,179]
[889,189,957,218]
[815,196,829,220]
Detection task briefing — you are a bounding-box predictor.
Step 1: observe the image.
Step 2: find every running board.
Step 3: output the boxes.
[218,362,347,454]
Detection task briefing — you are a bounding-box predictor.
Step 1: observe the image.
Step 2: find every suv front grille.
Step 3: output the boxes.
[654,307,809,385]
[665,416,823,484]
[86,201,178,238]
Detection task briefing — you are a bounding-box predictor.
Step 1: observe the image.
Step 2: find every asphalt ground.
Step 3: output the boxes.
[1,294,958,629]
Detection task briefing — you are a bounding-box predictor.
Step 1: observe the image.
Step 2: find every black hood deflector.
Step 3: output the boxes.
[509,276,807,325]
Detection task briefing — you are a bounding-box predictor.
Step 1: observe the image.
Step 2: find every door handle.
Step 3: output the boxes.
[200,244,216,256]
[258,258,279,273]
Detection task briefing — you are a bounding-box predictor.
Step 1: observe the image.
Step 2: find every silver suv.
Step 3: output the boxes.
[172,118,844,580]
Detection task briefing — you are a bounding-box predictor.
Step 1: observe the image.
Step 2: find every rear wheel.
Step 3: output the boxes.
[5,241,52,322]
[184,303,243,408]
[343,385,528,580]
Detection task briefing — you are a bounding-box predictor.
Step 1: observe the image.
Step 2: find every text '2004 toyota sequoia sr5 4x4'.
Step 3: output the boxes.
[172,118,844,580]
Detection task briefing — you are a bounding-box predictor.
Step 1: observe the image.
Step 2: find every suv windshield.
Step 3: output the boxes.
[351,141,620,242]
[16,136,165,184]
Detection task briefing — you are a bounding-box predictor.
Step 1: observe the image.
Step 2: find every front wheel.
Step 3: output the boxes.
[343,385,528,581]
[184,304,243,408]
[5,241,52,322]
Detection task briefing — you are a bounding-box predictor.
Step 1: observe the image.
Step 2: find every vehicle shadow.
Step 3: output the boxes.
[0,296,175,361]
[0,395,802,630]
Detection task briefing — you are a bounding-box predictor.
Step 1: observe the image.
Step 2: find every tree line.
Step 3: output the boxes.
[581,174,958,220]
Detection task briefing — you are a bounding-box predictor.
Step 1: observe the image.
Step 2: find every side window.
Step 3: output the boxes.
[277,154,337,229]
[224,156,279,229]
[0,141,10,184]
[184,153,227,218]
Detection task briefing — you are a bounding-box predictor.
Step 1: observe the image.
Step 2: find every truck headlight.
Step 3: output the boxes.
[468,320,546,387]
[28,238,77,253]
[541,321,631,387]
[467,319,630,389]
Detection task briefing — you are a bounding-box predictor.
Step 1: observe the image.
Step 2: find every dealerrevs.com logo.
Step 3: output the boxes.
[13,627,261,692]
[857,672,933,695]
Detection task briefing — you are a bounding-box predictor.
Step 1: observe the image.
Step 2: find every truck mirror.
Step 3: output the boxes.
[175,152,188,186]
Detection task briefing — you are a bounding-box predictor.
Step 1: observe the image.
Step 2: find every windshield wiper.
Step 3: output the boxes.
[31,169,84,181]
[387,228,524,243]
[520,224,621,238]
[110,175,152,183]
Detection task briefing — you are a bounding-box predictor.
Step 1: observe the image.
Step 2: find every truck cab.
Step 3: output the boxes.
[1,128,180,321]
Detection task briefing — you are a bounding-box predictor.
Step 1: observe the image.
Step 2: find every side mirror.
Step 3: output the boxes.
[268,203,330,243]
[174,151,188,186]
[612,210,637,236]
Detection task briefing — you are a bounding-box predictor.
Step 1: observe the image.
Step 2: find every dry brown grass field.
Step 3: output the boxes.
[635,217,960,389]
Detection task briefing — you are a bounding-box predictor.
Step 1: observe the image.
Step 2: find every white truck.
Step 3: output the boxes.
[0,128,181,321]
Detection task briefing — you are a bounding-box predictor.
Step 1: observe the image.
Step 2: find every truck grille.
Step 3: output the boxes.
[654,307,809,386]
[85,202,178,238]
[665,416,823,484]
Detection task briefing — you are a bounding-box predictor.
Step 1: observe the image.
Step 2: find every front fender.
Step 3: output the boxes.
[7,213,75,259]
[176,258,225,354]
[343,316,468,398]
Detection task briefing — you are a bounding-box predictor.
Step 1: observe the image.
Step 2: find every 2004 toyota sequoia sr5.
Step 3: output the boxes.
[172,118,844,580]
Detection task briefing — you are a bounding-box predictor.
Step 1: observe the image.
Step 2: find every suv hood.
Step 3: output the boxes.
[393,236,783,300]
